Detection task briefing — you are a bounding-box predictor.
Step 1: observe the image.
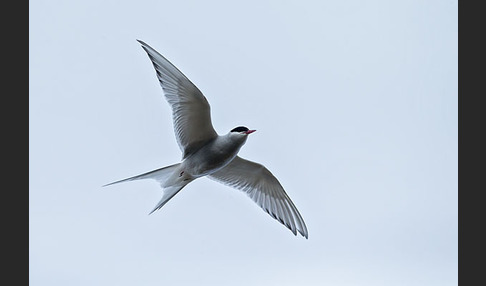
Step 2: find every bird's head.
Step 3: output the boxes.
[230,126,256,136]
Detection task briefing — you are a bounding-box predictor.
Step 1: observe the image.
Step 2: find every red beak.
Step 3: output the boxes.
[245,130,256,134]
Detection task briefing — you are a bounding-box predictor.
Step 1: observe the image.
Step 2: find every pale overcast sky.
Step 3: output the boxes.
[30,0,457,285]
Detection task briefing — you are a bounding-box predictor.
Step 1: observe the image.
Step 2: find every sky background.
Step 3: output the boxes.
[30,0,457,285]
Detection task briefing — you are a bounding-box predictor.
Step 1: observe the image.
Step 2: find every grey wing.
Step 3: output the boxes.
[208,156,308,238]
[137,40,218,158]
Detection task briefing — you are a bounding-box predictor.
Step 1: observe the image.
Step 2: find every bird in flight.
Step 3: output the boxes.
[105,40,308,238]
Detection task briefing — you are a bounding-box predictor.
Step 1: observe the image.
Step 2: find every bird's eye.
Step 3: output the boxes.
[231,126,249,133]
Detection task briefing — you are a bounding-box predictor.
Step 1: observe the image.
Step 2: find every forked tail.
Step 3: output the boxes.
[103,163,181,187]
[103,163,190,214]
[148,184,187,214]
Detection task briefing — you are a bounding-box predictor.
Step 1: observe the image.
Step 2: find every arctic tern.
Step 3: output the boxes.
[105,40,308,238]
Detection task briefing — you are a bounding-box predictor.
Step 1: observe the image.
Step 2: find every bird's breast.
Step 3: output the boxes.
[183,139,242,177]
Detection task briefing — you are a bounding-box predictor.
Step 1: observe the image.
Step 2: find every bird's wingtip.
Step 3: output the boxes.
[136,39,147,46]
[299,230,308,239]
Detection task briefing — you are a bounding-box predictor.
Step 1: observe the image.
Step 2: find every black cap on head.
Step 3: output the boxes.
[231,126,249,133]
